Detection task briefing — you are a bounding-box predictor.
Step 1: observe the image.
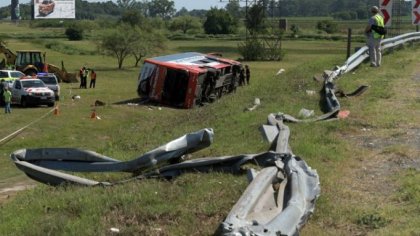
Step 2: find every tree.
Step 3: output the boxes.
[117,0,136,9]
[225,1,242,19]
[97,24,139,69]
[170,16,202,34]
[131,30,166,67]
[203,8,236,34]
[175,7,189,17]
[148,0,176,19]
[120,9,145,27]
[246,2,266,35]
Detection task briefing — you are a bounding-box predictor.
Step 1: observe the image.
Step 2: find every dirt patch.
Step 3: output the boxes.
[0,181,36,205]
[343,127,419,194]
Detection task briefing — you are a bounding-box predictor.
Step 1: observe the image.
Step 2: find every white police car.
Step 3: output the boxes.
[10,78,55,107]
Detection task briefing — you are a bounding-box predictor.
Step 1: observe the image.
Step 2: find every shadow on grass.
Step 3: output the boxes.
[113,97,190,110]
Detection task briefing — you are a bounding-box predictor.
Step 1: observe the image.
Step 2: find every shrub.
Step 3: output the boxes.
[65,25,84,41]
[238,38,264,61]
[316,20,338,34]
[290,24,300,38]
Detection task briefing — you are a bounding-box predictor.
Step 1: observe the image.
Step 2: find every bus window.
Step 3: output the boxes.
[162,68,189,107]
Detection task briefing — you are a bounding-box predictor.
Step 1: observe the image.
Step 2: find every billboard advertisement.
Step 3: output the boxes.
[34,0,75,19]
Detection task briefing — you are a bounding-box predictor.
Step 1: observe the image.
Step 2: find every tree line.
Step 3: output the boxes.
[0,0,413,21]
[0,0,414,66]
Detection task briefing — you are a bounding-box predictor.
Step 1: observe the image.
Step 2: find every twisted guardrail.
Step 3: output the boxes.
[323,32,420,113]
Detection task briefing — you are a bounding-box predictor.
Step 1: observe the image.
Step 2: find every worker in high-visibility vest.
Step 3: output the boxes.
[365,6,385,67]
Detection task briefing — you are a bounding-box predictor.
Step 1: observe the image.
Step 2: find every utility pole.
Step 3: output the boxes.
[220,0,256,40]
[220,0,285,61]
[11,0,20,22]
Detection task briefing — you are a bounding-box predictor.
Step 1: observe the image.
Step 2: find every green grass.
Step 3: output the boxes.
[0,22,419,235]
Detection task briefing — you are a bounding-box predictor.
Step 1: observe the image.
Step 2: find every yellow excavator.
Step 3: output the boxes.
[0,41,77,83]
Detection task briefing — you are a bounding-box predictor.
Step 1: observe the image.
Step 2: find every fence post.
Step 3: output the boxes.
[346,28,352,59]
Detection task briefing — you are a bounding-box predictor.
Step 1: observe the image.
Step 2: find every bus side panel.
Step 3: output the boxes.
[184,72,199,109]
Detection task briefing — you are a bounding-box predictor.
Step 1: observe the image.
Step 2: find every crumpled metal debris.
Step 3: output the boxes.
[298,108,314,118]
[11,128,214,186]
[11,115,320,236]
[220,114,320,236]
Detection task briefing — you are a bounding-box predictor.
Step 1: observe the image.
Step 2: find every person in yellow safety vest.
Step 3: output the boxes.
[3,87,12,114]
[364,6,385,67]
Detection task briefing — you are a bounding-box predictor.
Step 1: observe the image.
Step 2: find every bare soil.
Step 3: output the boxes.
[0,180,36,205]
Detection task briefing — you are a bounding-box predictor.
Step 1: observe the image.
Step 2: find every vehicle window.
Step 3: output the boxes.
[22,80,46,88]
[15,81,21,89]
[0,72,8,78]
[39,76,57,84]
[10,71,25,78]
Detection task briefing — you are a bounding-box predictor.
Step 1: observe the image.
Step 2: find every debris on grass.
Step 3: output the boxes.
[245,98,261,112]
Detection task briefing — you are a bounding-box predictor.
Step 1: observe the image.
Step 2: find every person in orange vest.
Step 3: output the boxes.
[89,69,97,88]
[364,6,385,67]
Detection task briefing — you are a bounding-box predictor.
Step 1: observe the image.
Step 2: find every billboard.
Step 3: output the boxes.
[34,0,75,19]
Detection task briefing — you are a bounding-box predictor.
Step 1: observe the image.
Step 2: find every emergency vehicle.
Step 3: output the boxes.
[137,52,242,108]
[10,77,55,107]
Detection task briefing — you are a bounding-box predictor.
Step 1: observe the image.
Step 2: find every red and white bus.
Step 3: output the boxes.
[137,52,242,109]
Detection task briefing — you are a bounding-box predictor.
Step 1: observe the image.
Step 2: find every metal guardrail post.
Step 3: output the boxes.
[346,28,352,59]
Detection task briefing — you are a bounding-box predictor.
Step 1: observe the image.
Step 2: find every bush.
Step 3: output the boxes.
[238,38,264,61]
[65,25,84,41]
[316,20,338,34]
[290,24,300,38]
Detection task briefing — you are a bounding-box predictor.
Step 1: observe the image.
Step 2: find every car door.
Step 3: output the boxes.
[11,80,22,104]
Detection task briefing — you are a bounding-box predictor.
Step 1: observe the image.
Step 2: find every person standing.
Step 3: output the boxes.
[82,67,88,88]
[365,6,384,67]
[239,68,245,86]
[89,69,97,88]
[245,65,250,85]
[3,87,12,114]
[79,67,85,89]
[0,79,5,106]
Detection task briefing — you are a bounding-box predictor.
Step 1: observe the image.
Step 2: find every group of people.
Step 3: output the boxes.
[0,79,11,114]
[79,66,97,89]
[238,65,251,86]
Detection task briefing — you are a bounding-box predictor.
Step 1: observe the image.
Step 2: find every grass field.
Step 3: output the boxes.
[0,22,419,235]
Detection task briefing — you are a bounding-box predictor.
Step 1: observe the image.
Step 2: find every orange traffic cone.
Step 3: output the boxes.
[53,105,59,116]
[90,109,97,119]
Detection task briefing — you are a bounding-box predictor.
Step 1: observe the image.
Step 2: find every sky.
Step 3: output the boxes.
[0,0,229,10]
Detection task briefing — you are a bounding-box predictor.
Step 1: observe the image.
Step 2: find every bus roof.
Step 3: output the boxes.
[145,52,240,73]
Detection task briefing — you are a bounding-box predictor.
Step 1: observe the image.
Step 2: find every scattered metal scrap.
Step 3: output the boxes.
[10,115,320,235]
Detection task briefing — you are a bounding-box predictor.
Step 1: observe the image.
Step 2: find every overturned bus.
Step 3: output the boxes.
[137,52,242,108]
